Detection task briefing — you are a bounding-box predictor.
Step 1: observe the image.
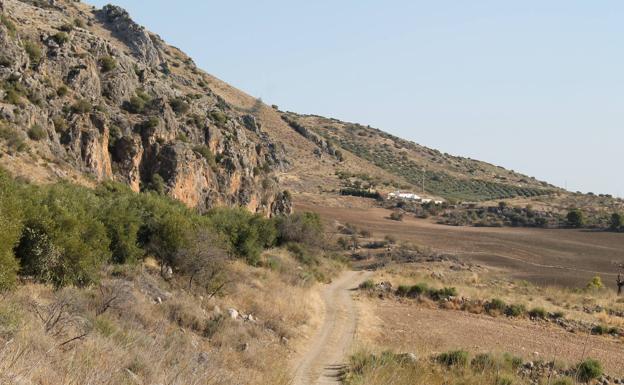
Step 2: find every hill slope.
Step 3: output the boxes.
[0,0,588,209]
[0,0,290,214]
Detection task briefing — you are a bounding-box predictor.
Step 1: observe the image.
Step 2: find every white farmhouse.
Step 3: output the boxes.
[388,191,422,201]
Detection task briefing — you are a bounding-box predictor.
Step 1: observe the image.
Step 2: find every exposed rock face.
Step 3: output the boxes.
[96,4,163,69]
[281,114,342,160]
[0,0,289,214]
[271,190,293,216]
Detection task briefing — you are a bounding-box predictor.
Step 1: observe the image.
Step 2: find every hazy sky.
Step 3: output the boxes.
[89,1,624,197]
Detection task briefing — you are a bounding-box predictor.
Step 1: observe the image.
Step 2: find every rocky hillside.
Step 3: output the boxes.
[0,0,290,214]
[0,0,572,209]
[280,112,556,201]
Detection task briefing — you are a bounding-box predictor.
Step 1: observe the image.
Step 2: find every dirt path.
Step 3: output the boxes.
[291,270,371,385]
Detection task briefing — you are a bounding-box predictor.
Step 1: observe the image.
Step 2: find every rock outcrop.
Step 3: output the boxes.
[0,0,291,215]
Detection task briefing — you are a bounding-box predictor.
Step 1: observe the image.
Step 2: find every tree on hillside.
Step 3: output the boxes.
[566,209,584,228]
[610,212,623,231]
[173,229,227,292]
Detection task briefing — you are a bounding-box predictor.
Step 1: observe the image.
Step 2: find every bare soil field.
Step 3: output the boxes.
[296,199,624,288]
[357,298,624,376]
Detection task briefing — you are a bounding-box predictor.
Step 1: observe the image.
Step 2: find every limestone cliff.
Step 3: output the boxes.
[0,0,290,214]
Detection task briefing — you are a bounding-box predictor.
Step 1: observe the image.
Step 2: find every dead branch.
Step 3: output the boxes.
[58,332,89,347]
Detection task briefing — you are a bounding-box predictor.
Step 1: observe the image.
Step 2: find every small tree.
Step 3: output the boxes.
[610,213,622,231]
[173,229,227,292]
[275,211,323,247]
[566,209,584,228]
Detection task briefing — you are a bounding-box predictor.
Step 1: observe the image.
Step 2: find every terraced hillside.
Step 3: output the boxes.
[281,113,557,201]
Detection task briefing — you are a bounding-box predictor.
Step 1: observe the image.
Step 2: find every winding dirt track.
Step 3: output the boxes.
[291,271,371,385]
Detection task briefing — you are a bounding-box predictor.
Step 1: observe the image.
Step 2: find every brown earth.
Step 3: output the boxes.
[291,270,372,385]
[296,198,624,288]
[357,298,624,376]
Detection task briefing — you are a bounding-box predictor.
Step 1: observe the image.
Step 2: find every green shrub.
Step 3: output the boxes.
[470,353,496,371]
[192,145,217,170]
[59,23,74,32]
[72,99,92,114]
[552,378,574,385]
[586,275,603,290]
[135,192,194,269]
[502,353,523,370]
[145,174,166,195]
[210,110,227,126]
[23,40,42,67]
[589,324,617,335]
[4,88,23,105]
[126,96,145,113]
[56,85,68,97]
[170,97,189,114]
[436,350,469,367]
[396,285,410,297]
[359,279,375,290]
[528,307,547,319]
[140,117,159,133]
[504,303,526,317]
[340,188,381,200]
[610,212,623,230]
[52,32,69,45]
[100,56,117,72]
[27,124,46,141]
[408,283,429,297]
[566,209,584,228]
[576,359,603,383]
[97,184,143,264]
[207,207,277,265]
[0,124,26,152]
[275,211,323,247]
[16,183,111,287]
[0,171,22,291]
[52,116,68,132]
[428,286,458,300]
[286,242,318,266]
[1,15,16,37]
[486,298,507,314]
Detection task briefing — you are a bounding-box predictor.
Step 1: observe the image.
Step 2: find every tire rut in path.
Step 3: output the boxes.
[291,270,370,385]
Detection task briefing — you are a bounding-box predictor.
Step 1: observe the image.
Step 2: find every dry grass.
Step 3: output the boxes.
[0,249,337,385]
[375,262,624,328]
[343,350,532,385]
